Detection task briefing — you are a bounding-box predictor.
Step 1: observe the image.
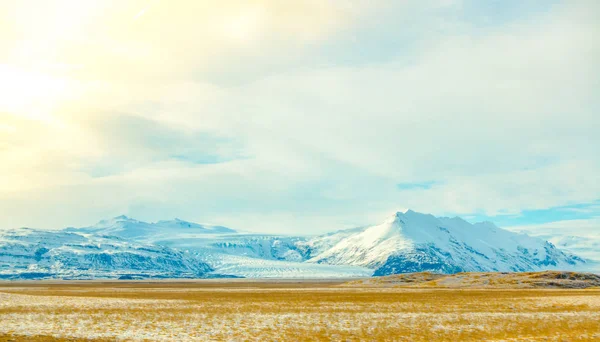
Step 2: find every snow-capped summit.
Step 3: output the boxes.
[306,211,413,268]
[307,210,584,276]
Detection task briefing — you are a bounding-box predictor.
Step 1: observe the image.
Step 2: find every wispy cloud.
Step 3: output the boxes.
[397,181,436,191]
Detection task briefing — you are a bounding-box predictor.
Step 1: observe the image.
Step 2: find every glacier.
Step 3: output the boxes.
[67,216,372,278]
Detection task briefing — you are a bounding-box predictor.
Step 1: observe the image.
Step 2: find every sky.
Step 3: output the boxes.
[0,0,598,235]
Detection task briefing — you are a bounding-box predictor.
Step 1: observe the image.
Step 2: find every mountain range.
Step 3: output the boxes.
[0,210,592,279]
[0,228,211,280]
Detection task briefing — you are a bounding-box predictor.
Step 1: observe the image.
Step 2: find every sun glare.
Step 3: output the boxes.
[220,7,264,43]
[0,64,68,122]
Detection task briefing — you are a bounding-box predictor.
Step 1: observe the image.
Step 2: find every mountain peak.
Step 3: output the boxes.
[93,215,136,227]
[156,218,197,227]
[385,211,406,224]
[385,210,431,225]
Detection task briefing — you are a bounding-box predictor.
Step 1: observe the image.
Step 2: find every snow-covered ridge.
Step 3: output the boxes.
[549,235,600,265]
[0,228,212,280]
[67,215,236,241]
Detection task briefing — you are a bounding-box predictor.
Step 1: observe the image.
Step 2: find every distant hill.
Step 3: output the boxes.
[343,271,600,289]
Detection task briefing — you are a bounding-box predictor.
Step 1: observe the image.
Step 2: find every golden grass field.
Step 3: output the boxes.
[1,277,599,341]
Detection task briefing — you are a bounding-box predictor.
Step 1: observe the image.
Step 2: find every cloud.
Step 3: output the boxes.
[75,113,243,175]
[11,0,361,83]
[0,0,598,233]
[507,218,600,237]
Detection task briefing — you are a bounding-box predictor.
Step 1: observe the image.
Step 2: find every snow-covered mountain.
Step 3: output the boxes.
[0,228,212,280]
[65,217,372,278]
[0,210,589,279]
[504,219,600,268]
[306,210,585,276]
[67,215,236,241]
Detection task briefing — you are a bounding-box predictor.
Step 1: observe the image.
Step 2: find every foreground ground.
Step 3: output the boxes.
[0,279,599,341]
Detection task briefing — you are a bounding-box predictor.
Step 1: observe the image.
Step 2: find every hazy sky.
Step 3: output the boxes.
[0,0,598,234]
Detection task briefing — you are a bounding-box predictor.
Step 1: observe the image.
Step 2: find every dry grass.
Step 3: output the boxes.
[0,334,108,341]
[1,280,599,341]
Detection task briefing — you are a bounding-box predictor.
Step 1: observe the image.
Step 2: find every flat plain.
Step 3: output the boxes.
[1,277,599,341]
